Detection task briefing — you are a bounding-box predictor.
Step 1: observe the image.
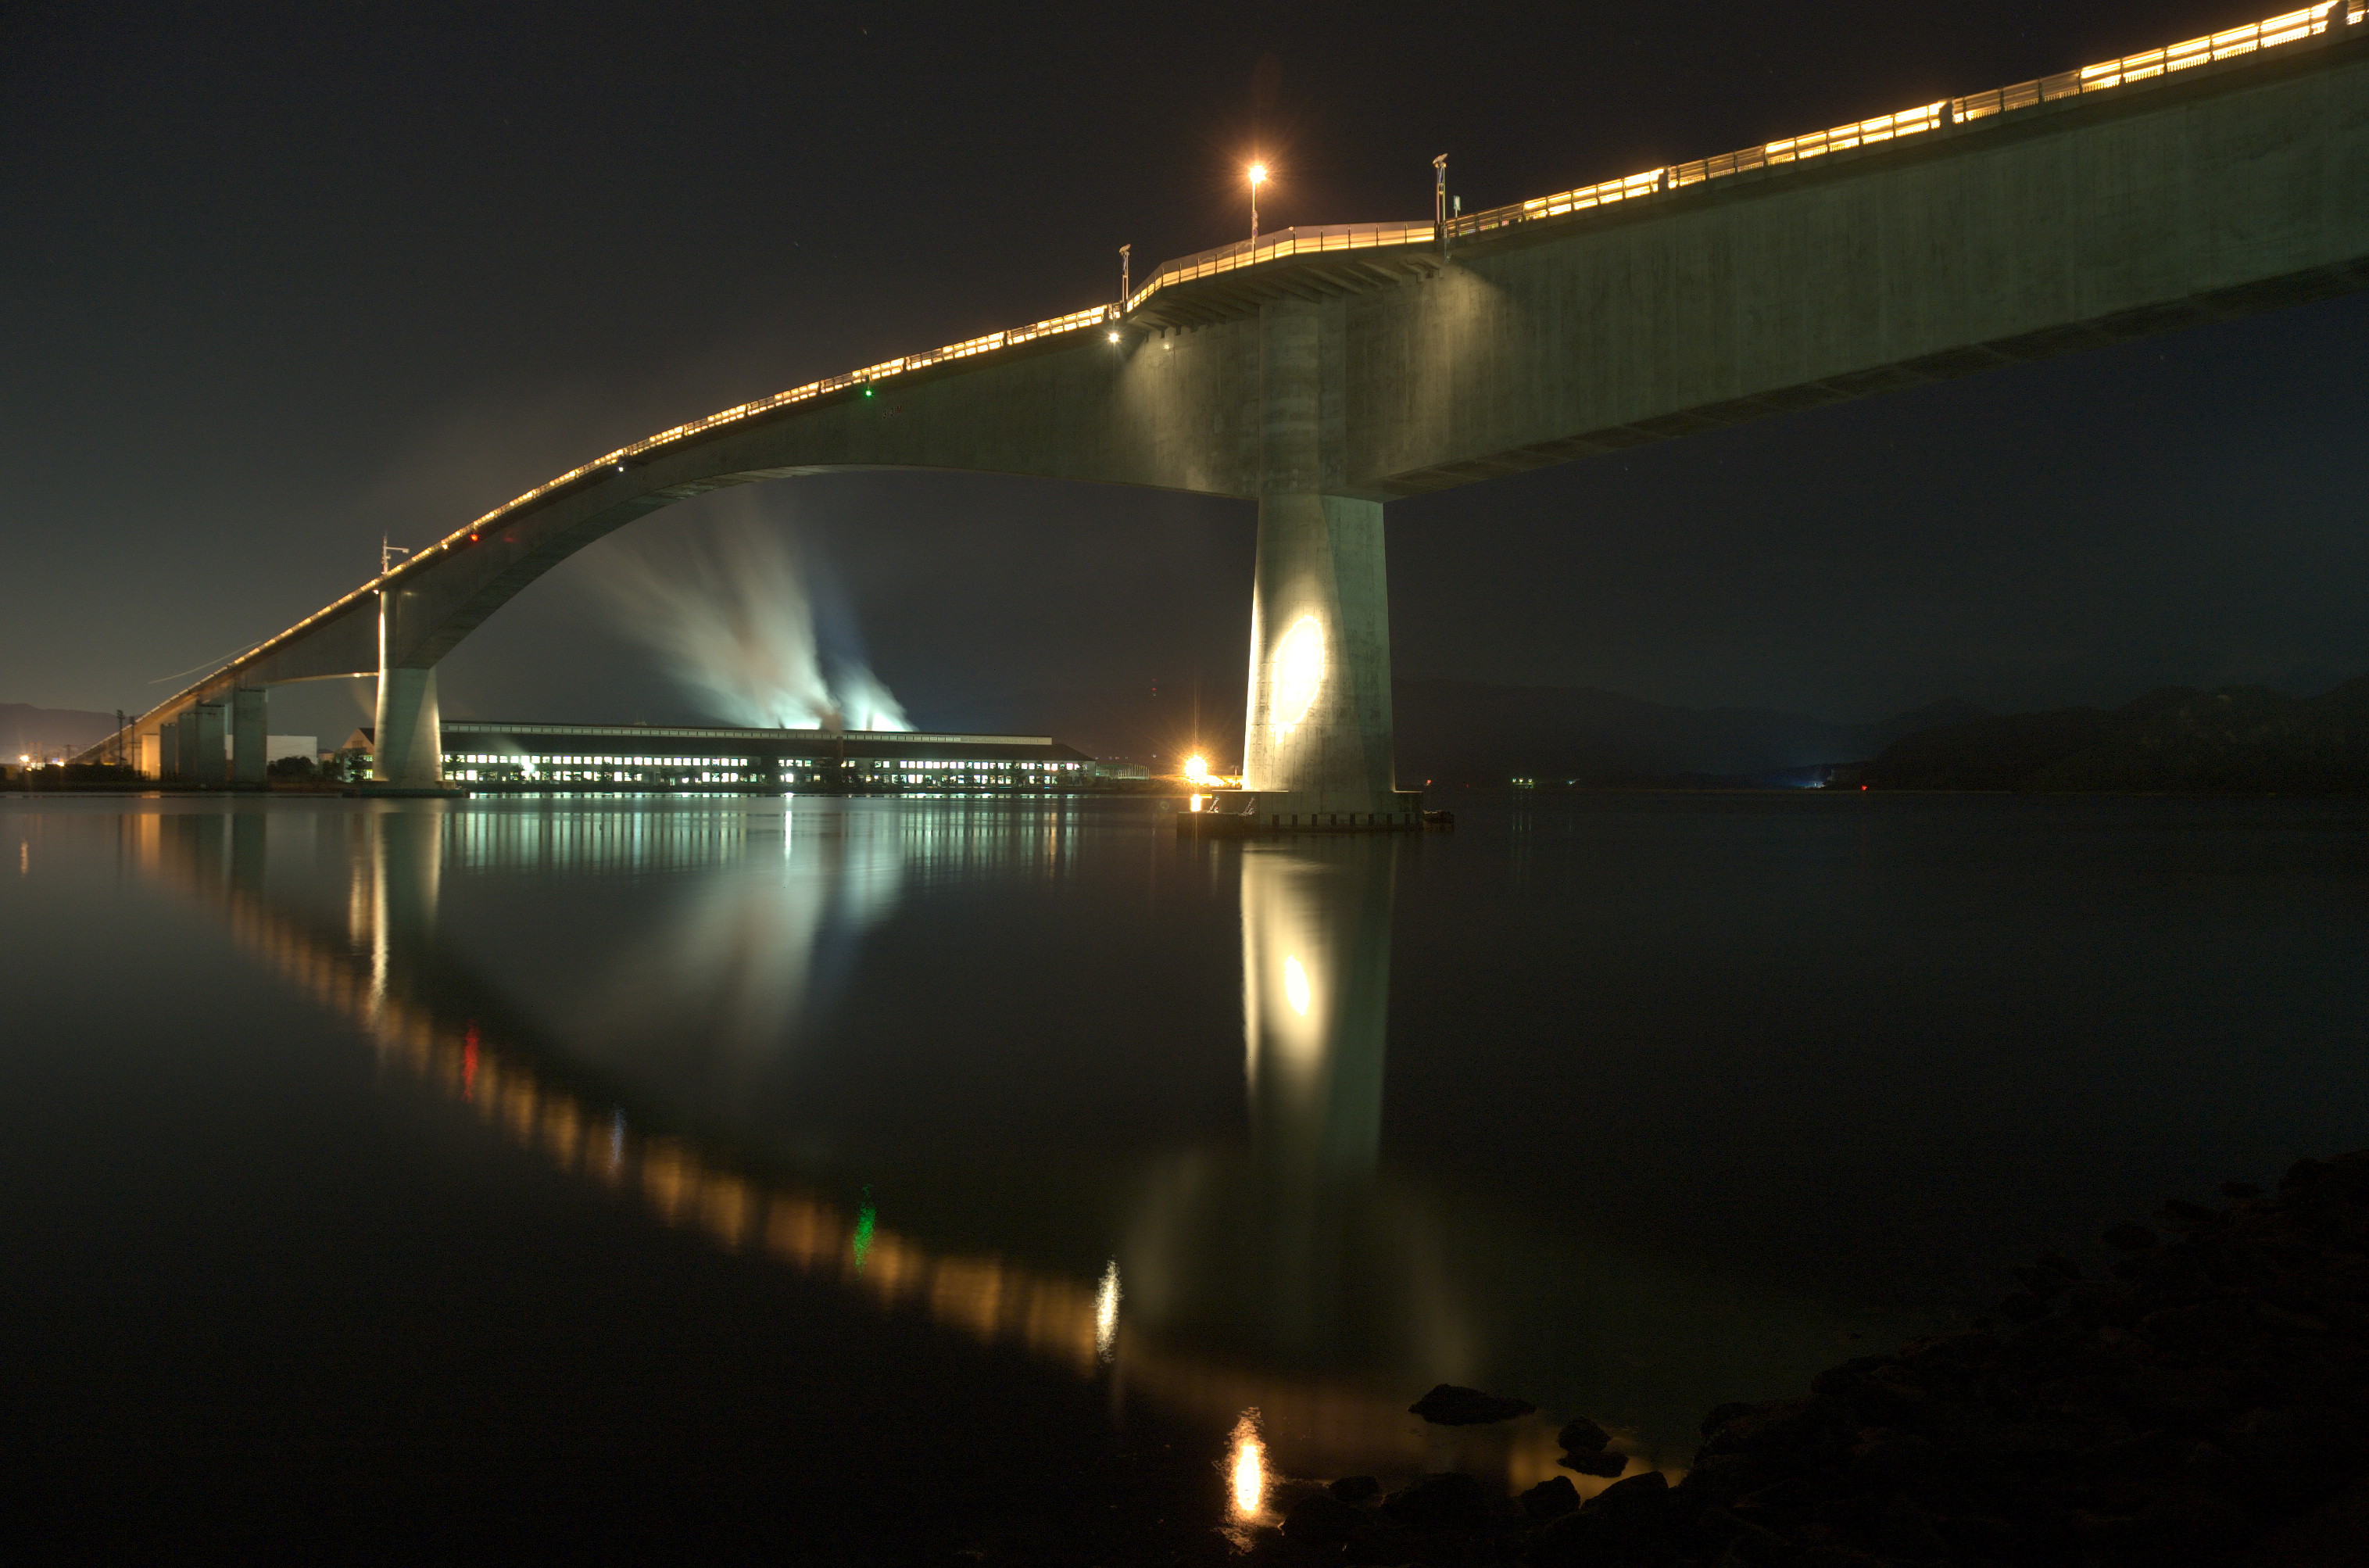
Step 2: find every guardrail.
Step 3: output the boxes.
[1122,222,1437,314]
[453,300,1125,539]
[1957,3,2348,120]
[1455,169,1664,239]
[1451,2,2346,238]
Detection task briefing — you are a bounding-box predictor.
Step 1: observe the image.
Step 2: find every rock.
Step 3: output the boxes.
[1555,1416,1610,1455]
[1584,1470,1669,1521]
[1380,1470,1489,1533]
[1520,1475,1580,1520]
[1997,1291,2049,1324]
[1700,1401,1761,1437]
[2064,1280,2145,1327]
[2258,1304,2333,1337]
[1339,1516,1419,1566]
[1673,1451,1770,1502]
[1408,1383,1535,1426]
[2136,1296,2253,1352]
[2011,1268,2070,1301]
[1280,1490,1359,1548]
[1848,1427,1935,1478]
[1290,1151,2369,1568]
[1328,1474,1381,1504]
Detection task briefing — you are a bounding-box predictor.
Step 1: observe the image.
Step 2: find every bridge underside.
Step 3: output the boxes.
[112,20,2369,807]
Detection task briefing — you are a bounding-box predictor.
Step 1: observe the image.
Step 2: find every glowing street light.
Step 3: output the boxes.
[1247,162,1269,242]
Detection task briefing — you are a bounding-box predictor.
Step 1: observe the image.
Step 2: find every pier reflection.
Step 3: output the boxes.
[129,800,1891,1508]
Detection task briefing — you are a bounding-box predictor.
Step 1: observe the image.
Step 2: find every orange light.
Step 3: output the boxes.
[1247,163,1268,186]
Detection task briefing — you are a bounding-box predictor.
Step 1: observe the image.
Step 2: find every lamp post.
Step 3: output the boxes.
[1433,154,1449,256]
[1247,162,1268,242]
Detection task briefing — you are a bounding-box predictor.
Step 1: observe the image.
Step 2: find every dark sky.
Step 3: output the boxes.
[5,1,2364,748]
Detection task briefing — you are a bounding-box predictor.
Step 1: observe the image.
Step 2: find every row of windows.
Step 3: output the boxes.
[444,752,1084,771]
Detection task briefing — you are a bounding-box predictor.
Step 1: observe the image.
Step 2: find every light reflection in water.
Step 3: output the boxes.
[131,800,1885,1516]
[852,1186,876,1272]
[1095,1259,1122,1362]
[1227,1408,1269,1523]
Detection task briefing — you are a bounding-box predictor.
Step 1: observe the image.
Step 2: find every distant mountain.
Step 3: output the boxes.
[1,703,118,764]
[1392,681,1986,786]
[1862,678,2369,793]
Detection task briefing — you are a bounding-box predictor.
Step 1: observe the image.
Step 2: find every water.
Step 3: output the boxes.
[6,791,2368,1560]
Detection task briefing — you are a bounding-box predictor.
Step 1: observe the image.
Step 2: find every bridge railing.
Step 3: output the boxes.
[451,302,1126,539]
[1125,222,1437,314]
[1956,4,2343,120]
[1448,1,2346,241]
[1453,169,1666,239]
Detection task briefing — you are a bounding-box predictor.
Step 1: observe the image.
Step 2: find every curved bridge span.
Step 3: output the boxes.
[113,5,2369,811]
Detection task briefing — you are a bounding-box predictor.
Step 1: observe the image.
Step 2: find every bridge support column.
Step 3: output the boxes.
[1239,302,1411,826]
[155,723,178,782]
[177,703,228,786]
[231,688,268,785]
[371,667,443,786]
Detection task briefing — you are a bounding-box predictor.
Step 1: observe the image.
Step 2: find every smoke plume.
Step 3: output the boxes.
[588,488,911,732]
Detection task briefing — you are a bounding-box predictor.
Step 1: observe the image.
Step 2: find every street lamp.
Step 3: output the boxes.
[1247,162,1268,242]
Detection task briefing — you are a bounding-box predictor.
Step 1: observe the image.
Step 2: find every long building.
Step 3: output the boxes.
[348,721,1129,792]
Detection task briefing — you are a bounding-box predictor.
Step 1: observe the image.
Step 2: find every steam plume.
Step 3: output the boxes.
[589,489,911,732]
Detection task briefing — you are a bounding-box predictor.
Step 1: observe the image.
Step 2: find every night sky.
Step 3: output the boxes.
[6,1,2364,754]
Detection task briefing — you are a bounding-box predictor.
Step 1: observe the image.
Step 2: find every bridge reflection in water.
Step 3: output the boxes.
[127,800,1888,1501]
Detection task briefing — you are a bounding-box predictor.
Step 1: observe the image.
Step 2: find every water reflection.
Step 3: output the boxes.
[128,800,1894,1515]
[1227,1408,1271,1527]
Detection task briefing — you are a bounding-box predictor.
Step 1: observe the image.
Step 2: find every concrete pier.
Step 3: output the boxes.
[231,689,267,785]
[177,703,227,786]
[371,667,443,786]
[1237,303,1416,829]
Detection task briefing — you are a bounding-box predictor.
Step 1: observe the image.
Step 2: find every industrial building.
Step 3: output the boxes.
[345,720,1124,792]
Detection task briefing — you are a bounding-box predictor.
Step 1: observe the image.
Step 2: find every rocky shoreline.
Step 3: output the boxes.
[1250,1151,2369,1566]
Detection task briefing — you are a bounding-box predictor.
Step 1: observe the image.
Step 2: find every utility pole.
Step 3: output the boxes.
[1119,244,1131,303]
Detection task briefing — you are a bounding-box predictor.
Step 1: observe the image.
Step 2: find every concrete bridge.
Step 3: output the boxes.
[112,5,2369,821]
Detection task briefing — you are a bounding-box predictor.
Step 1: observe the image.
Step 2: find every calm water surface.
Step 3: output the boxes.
[6,791,2367,1561]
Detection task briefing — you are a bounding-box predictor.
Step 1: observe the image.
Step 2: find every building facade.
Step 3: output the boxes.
[358,721,1117,793]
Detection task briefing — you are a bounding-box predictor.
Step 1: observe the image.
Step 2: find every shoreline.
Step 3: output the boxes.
[1252,1151,2369,1566]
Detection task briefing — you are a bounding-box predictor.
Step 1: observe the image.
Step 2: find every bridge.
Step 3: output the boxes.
[106,5,2369,822]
